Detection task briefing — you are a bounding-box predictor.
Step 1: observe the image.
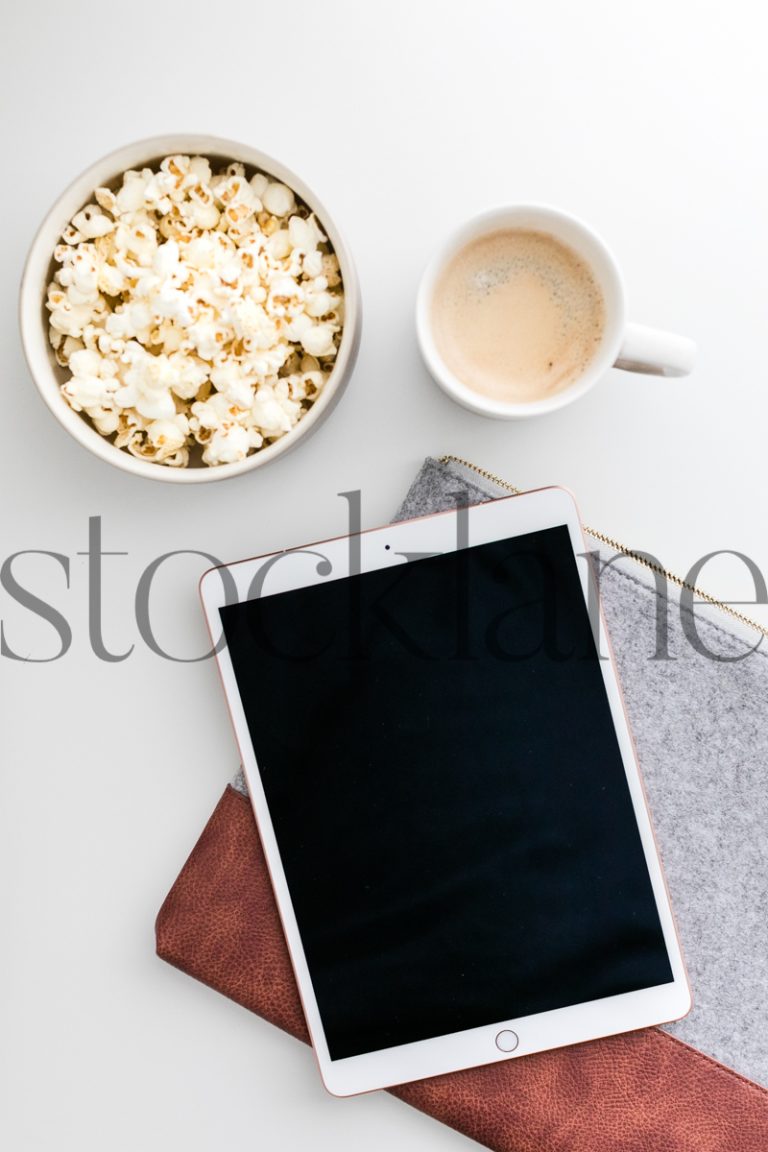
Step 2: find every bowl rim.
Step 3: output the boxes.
[19,133,361,484]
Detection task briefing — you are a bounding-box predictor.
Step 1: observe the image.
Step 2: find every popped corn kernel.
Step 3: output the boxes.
[262,182,296,218]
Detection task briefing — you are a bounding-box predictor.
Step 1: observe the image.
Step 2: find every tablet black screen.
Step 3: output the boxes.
[220,525,672,1061]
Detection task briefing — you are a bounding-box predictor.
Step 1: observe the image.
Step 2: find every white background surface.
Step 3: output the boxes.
[2,2,766,1148]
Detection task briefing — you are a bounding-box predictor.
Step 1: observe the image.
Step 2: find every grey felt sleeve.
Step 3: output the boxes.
[238,456,768,1088]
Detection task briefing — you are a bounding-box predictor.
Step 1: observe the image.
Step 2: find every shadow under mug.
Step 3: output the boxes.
[416,205,697,420]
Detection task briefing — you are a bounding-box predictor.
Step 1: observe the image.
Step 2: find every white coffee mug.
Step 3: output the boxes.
[416,205,696,420]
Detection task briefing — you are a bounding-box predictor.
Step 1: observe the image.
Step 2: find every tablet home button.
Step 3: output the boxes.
[495,1029,519,1053]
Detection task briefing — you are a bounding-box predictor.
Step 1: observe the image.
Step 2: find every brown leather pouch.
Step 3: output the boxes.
[156,785,768,1152]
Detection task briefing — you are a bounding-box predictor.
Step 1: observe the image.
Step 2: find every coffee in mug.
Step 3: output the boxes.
[417,205,696,420]
[430,229,605,404]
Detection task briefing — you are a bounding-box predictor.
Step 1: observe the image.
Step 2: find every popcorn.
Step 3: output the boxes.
[203,424,263,465]
[303,250,324,278]
[145,414,190,461]
[46,156,344,467]
[262,182,295,218]
[300,322,337,358]
[63,347,120,411]
[118,343,179,420]
[115,171,149,214]
[288,214,324,253]
[91,407,121,436]
[98,261,126,296]
[250,173,268,199]
[250,383,299,434]
[210,362,255,409]
[267,230,292,260]
[321,253,342,288]
[168,351,208,399]
[95,187,118,215]
[72,204,115,239]
[47,284,100,337]
[305,288,335,319]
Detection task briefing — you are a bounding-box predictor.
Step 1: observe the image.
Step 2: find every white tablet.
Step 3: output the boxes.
[200,487,690,1096]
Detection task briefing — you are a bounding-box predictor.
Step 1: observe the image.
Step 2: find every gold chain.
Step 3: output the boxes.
[439,454,768,639]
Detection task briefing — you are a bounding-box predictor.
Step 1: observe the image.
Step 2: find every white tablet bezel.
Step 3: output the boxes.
[200,486,691,1097]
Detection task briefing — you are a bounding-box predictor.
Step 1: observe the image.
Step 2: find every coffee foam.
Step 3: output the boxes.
[431,229,606,404]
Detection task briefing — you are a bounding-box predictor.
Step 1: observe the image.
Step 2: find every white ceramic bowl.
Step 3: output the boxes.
[19,135,362,483]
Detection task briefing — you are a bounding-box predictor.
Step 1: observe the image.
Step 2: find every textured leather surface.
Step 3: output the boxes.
[156,785,768,1151]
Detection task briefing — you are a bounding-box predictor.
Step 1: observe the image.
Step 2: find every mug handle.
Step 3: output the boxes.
[615,322,697,377]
